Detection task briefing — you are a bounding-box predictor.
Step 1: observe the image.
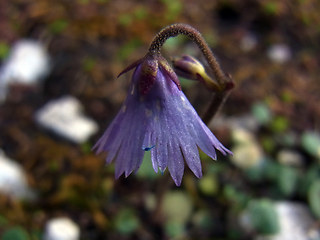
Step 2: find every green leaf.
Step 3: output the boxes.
[301,132,320,159]
[276,166,298,196]
[308,179,320,219]
[1,227,29,240]
[114,208,140,235]
[223,185,249,208]
[263,158,280,181]
[298,165,320,196]
[192,210,214,230]
[245,161,266,182]
[164,220,185,238]
[248,199,280,234]
[252,102,272,125]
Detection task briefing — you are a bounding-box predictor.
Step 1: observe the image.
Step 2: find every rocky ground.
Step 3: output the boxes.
[0,0,319,239]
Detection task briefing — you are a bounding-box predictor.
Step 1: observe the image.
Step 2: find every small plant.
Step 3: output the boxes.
[93,24,234,186]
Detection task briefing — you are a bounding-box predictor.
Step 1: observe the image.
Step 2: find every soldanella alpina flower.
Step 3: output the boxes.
[94,24,234,186]
[172,55,220,91]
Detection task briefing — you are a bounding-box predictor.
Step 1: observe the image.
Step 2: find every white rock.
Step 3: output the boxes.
[0,39,50,102]
[35,96,98,144]
[44,217,80,240]
[277,149,304,167]
[267,44,291,63]
[256,202,320,240]
[0,150,35,199]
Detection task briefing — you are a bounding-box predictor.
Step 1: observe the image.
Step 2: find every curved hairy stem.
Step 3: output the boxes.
[149,23,234,123]
[149,23,232,90]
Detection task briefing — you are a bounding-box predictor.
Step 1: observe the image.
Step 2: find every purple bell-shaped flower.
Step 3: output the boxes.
[94,24,234,186]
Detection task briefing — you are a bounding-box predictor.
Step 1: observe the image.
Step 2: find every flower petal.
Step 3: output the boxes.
[180,141,202,178]
[167,139,185,186]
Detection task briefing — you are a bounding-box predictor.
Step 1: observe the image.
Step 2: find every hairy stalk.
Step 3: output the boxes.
[148,23,234,123]
[149,23,231,89]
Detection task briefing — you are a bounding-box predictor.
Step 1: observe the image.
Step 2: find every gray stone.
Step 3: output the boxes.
[0,40,50,102]
[0,150,35,200]
[35,96,98,144]
[44,217,80,240]
[256,202,320,240]
[267,44,291,63]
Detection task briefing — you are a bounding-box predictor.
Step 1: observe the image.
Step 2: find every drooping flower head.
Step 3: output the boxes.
[94,24,234,186]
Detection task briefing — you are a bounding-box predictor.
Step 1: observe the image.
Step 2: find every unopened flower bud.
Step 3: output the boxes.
[172,55,221,91]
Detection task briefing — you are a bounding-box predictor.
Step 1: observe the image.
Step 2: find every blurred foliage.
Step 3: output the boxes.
[114,208,140,235]
[301,132,320,160]
[247,199,280,234]
[0,42,10,60]
[251,102,272,125]
[308,180,320,219]
[1,227,29,240]
[162,191,192,238]
[0,0,320,239]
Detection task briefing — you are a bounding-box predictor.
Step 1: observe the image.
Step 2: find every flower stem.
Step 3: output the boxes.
[149,23,231,89]
[148,23,234,123]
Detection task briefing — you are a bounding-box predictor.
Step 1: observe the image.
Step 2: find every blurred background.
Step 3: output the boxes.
[0,0,320,239]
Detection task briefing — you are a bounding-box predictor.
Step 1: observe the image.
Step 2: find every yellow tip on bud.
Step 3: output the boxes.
[172,55,222,92]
